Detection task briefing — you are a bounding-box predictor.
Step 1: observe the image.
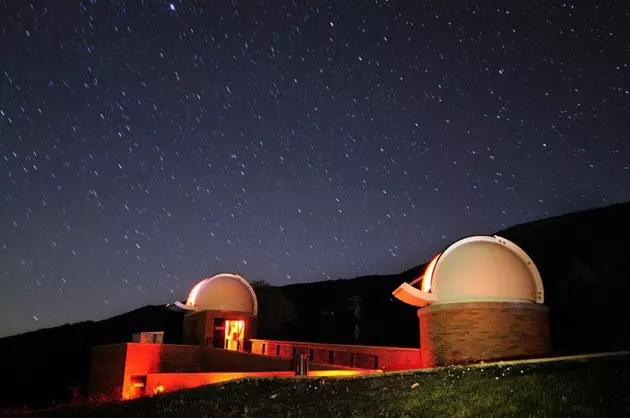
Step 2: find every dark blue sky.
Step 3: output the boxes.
[1,0,628,337]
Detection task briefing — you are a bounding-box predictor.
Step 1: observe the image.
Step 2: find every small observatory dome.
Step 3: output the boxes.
[393,235,544,307]
[173,273,258,315]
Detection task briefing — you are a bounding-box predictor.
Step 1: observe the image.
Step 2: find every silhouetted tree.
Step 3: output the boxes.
[250,279,271,288]
[348,295,363,344]
[255,286,297,339]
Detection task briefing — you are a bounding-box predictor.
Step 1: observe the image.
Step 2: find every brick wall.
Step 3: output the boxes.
[249,339,423,371]
[88,344,127,400]
[418,301,550,367]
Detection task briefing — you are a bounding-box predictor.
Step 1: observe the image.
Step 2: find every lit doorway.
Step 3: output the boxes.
[127,376,146,399]
[224,320,245,351]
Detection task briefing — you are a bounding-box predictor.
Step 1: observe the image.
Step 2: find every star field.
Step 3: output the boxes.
[1,0,629,337]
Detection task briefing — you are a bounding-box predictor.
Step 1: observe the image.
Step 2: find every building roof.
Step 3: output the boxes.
[173,273,258,315]
[393,235,544,307]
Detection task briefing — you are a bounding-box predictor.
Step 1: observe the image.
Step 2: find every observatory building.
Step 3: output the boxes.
[393,235,550,367]
[172,273,259,350]
[90,273,386,400]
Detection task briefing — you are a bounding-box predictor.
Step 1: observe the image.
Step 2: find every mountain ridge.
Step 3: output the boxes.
[1,201,629,409]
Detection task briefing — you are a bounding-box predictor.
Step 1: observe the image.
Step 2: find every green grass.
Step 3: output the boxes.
[5,356,630,417]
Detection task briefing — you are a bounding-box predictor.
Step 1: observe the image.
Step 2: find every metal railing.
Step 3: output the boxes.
[248,340,379,369]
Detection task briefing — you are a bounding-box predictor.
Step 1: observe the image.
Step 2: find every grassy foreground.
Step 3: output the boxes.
[5,356,630,418]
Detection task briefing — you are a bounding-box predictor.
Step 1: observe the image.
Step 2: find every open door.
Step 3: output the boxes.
[224,320,245,351]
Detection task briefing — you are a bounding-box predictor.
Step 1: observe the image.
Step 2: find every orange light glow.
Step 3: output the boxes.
[308,370,383,377]
[224,320,245,350]
[125,385,144,400]
[421,253,441,293]
[185,279,206,306]
[154,384,165,394]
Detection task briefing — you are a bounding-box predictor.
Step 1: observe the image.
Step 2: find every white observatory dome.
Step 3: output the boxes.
[393,235,544,307]
[174,273,258,315]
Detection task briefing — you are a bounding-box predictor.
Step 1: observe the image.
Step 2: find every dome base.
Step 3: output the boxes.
[418,301,550,367]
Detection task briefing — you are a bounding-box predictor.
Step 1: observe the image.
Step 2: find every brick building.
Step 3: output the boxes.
[393,235,550,367]
[171,273,259,350]
[89,273,404,400]
[89,239,553,400]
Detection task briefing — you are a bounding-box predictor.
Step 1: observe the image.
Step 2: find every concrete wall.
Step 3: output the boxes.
[90,342,351,400]
[89,336,422,400]
[418,301,550,367]
[145,369,383,395]
[122,343,202,398]
[90,343,204,400]
[250,339,423,371]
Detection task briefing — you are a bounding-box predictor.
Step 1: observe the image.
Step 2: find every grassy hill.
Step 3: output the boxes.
[1,201,629,409]
[6,355,630,417]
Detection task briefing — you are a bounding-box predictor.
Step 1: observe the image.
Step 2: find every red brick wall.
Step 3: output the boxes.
[418,301,550,367]
[249,339,423,371]
[88,344,127,400]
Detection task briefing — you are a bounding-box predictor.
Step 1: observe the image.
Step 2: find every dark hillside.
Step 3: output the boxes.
[0,306,182,409]
[257,202,630,351]
[497,202,630,353]
[1,202,629,409]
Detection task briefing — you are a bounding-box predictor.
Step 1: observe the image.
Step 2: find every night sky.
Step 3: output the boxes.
[1,1,629,338]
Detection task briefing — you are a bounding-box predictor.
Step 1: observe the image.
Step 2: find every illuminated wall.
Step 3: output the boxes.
[249,339,423,371]
[121,343,201,399]
[89,342,358,400]
[199,346,353,373]
[144,369,383,396]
